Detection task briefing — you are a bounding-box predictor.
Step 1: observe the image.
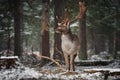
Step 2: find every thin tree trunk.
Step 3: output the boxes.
[94,34,106,54]
[14,1,23,58]
[108,31,114,55]
[87,27,95,59]
[53,0,65,61]
[41,0,50,66]
[78,15,87,60]
[113,31,117,59]
[113,7,120,59]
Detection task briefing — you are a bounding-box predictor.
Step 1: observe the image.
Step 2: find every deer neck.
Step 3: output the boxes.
[61,29,74,42]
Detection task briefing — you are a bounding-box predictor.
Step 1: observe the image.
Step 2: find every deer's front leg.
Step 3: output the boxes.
[70,54,77,71]
[64,53,69,71]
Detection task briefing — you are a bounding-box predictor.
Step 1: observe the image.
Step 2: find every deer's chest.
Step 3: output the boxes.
[62,38,73,49]
[61,35,76,54]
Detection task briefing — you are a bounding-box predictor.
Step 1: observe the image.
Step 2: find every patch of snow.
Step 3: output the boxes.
[0,56,18,59]
[81,72,104,80]
[40,65,104,80]
[42,72,104,80]
[34,16,41,19]
[36,5,42,11]
[0,30,4,32]
[70,21,79,27]
[0,61,42,80]
[23,31,32,35]
[90,51,111,61]
[84,68,120,73]
[0,14,4,17]
[108,76,120,80]
[99,51,111,59]
[107,60,120,68]
[18,67,42,79]
[91,55,103,60]
[74,55,79,62]
[78,59,112,62]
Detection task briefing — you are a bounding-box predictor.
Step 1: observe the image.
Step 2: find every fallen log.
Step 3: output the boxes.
[84,68,120,80]
[0,56,18,69]
[75,60,113,66]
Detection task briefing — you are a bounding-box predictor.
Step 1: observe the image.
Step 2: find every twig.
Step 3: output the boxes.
[69,18,79,25]
[55,46,63,55]
[33,53,63,71]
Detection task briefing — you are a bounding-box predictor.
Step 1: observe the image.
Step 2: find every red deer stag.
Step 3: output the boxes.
[56,1,87,71]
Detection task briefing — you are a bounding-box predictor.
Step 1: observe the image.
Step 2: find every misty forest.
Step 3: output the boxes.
[0,0,120,80]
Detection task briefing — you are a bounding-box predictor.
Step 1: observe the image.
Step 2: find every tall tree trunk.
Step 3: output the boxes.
[94,34,106,54]
[87,27,95,59]
[53,0,65,61]
[108,30,114,55]
[78,15,87,60]
[14,1,23,58]
[113,31,117,59]
[41,0,50,66]
[114,7,120,59]
[115,31,120,59]
[93,26,107,54]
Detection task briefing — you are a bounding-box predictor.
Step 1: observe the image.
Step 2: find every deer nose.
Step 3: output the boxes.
[57,27,61,29]
[55,28,61,33]
[56,30,60,33]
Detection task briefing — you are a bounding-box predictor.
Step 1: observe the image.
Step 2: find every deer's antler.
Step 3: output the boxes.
[69,1,87,25]
[57,1,87,26]
[56,9,71,27]
[62,9,71,26]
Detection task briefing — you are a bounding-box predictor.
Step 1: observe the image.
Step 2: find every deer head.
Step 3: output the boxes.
[56,1,87,34]
[56,9,71,34]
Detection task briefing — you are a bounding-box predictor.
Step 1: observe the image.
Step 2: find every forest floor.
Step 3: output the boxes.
[0,59,120,80]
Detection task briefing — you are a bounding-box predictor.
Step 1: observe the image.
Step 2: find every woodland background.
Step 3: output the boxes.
[0,0,120,66]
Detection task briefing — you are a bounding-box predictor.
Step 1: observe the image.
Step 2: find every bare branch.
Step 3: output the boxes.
[33,53,64,71]
[55,46,63,55]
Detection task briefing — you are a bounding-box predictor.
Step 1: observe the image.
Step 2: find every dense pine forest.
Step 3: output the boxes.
[0,0,120,80]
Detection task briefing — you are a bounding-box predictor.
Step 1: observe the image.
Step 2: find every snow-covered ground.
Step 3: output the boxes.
[0,54,120,80]
[0,65,104,80]
[0,61,41,80]
[0,60,120,80]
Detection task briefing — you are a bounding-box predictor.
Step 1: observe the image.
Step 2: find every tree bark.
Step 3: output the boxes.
[114,7,120,59]
[78,15,87,60]
[94,34,106,54]
[13,1,23,58]
[41,0,50,66]
[53,0,65,61]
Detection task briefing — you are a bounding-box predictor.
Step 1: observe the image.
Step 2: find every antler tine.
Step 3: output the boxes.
[61,8,71,26]
[56,8,70,27]
[65,8,70,19]
[77,1,87,19]
[69,1,87,25]
[64,9,70,20]
[57,2,87,26]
